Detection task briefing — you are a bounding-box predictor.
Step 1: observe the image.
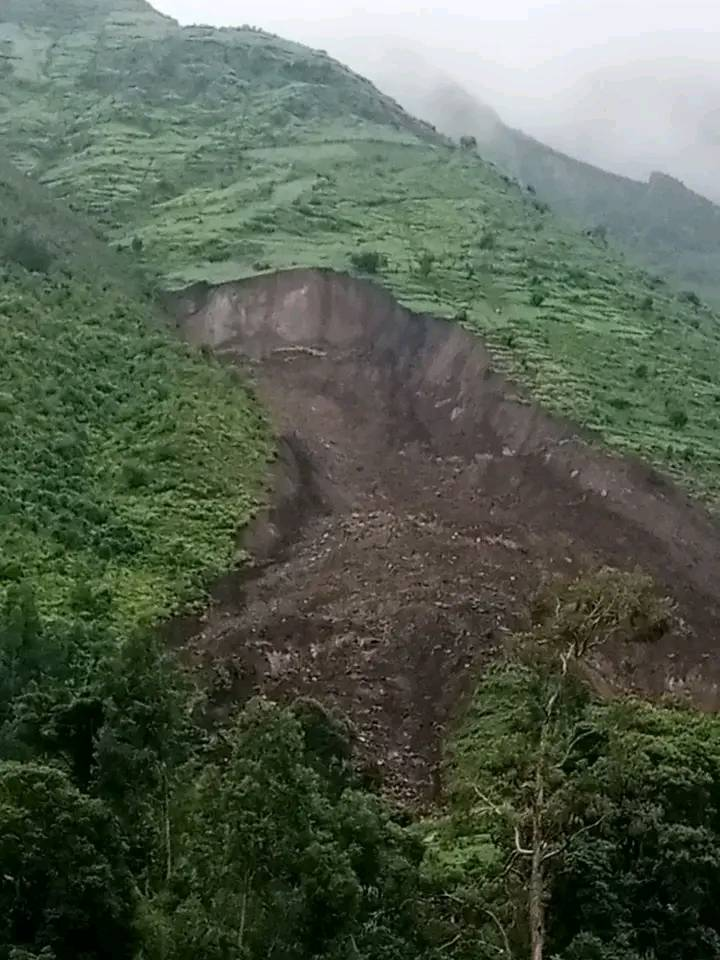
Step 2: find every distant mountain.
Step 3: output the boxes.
[543,58,720,202]
[382,73,720,305]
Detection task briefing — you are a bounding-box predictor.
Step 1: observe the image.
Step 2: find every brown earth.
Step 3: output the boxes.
[171,268,720,800]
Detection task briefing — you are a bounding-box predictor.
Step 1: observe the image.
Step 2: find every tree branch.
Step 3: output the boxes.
[515,824,532,856]
[438,932,462,952]
[473,786,505,816]
[483,906,513,958]
[556,727,594,770]
[541,815,606,863]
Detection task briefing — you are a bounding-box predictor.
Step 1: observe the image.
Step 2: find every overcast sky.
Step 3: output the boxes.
[153,0,720,197]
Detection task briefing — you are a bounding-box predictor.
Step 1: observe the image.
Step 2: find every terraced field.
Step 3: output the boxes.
[2,0,720,503]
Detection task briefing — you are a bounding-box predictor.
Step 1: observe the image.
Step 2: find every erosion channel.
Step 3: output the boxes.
[173,269,720,799]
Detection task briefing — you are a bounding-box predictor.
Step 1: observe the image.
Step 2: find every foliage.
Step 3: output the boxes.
[163,699,436,960]
[406,84,720,306]
[417,250,436,277]
[442,569,719,960]
[0,584,441,960]
[527,566,676,651]
[2,230,53,274]
[0,162,272,634]
[3,7,720,959]
[350,249,387,274]
[0,761,137,960]
[551,699,720,959]
[3,559,720,960]
[669,407,689,429]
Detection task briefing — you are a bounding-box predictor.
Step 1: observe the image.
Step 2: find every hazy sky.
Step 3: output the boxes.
[153,0,720,196]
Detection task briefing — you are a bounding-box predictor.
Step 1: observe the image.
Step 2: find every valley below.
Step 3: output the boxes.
[171,270,720,799]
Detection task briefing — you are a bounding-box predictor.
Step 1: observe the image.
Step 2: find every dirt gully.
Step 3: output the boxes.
[169,269,720,801]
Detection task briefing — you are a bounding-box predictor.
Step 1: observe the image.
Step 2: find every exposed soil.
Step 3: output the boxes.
[172,269,720,800]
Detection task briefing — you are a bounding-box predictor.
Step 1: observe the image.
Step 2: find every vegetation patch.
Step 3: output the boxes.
[0,159,272,633]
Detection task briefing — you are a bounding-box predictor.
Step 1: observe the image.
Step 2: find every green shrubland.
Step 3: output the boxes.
[0,158,272,633]
[4,564,720,960]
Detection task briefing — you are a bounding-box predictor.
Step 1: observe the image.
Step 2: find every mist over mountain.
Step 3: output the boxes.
[359,51,720,302]
[153,1,720,203]
[336,41,720,206]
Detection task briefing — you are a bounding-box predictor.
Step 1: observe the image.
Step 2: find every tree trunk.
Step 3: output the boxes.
[529,821,545,960]
[529,720,549,960]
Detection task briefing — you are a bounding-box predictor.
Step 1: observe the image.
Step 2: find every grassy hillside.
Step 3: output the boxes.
[0,157,271,632]
[3,1,720,505]
[392,78,720,304]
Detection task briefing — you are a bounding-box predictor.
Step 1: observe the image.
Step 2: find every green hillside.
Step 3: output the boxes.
[394,78,720,304]
[4,6,720,959]
[0,156,271,632]
[3,0,720,505]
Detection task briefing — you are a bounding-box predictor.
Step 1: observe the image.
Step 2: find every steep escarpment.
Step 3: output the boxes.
[174,270,720,796]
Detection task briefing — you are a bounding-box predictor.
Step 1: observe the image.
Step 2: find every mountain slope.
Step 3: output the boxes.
[0,157,271,630]
[3,0,720,505]
[387,75,720,304]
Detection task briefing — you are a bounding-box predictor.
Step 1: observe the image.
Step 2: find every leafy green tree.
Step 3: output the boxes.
[0,762,137,960]
[47,633,198,886]
[417,250,436,277]
[164,699,435,960]
[446,568,676,960]
[551,700,720,960]
[0,586,109,764]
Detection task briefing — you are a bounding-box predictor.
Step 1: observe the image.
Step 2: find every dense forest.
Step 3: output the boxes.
[4,564,720,959]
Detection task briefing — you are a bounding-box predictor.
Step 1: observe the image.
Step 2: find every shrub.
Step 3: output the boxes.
[680,289,701,308]
[417,250,435,277]
[121,460,150,490]
[529,566,676,649]
[349,249,386,274]
[634,362,649,379]
[639,295,653,312]
[459,134,477,150]
[668,407,688,429]
[478,230,496,251]
[4,230,54,273]
[530,290,546,307]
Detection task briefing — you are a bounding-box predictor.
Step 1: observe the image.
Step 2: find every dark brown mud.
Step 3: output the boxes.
[172,269,720,799]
